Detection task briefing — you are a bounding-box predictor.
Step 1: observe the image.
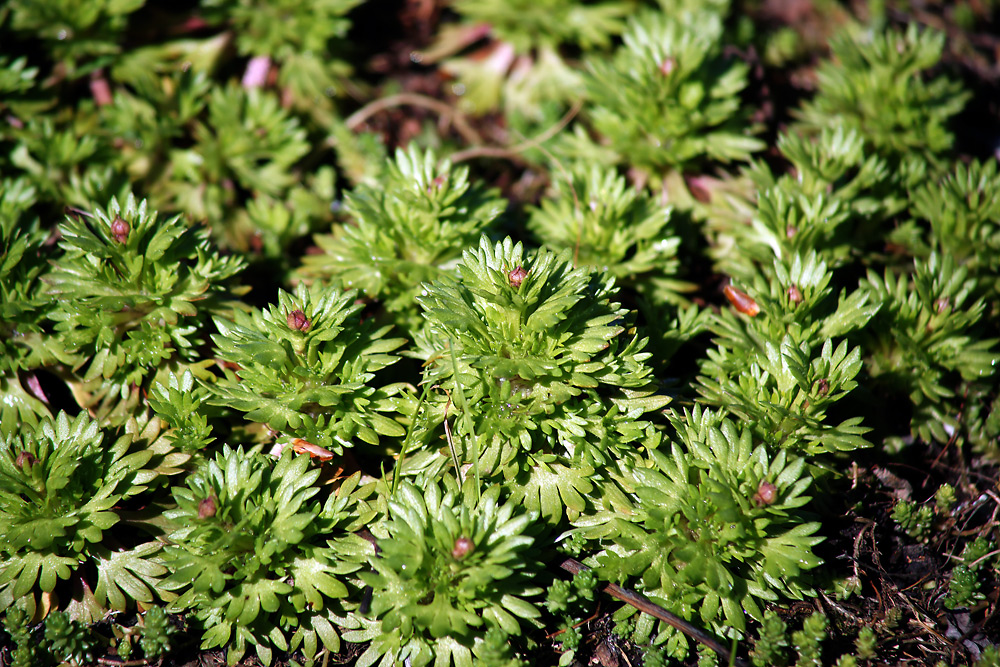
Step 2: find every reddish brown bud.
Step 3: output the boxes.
[15,451,37,469]
[935,297,950,313]
[198,496,217,519]
[287,310,311,331]
[816,378,829,396]
[787,284,803,304]
[724,284,759,317]
[659,57,676,75]
[754,481,777,506]
[786,226,797,239]
[452,536,474,559]
[111,216,130,243]
[508,265,528,289]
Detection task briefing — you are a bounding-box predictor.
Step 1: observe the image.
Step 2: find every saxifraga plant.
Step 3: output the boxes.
[587,408,821,642]
[43,193,245,419]
[578,7,764,178]
[413,235,669,522]
[208,281,407,456]
[347,477,542,667]
[0,412,176,622]
[164,445,376,666]
[299,144,507,334]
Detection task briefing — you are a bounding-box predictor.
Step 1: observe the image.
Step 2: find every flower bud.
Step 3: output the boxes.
[788,284,803,304]
[508,265,528,289]
[754,481,777,506]
[198,496,217,519]
[452,536,474,559]
[111,216,130,243]
[287,309,311,331]
[15,451,37,469]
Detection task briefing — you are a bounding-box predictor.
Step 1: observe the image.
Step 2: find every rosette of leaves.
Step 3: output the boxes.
[200,0,363,115]
[209,281,407,454]
[349,478,542,667]
[890,159,1000,300]
[164,445,376,667]
[413,236,668,522]
[854,252,999,445]
[163,84,310,244]
[706,127,907,279]
[579,8,764,178]
[794,24,969,168]
[0,412,175,621]
[0,179,62,434]
[696,252,875,455]
[4,0,144,78]
[44,194,245,417]
[526,165,686,305]
[588,408,822,636]
[299,145,506,333]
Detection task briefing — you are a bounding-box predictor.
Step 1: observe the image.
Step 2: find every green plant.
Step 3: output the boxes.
[300,145,507,333]
[855,253,999,444]
[792,611,827,667]
[526,164,686,305]
[348,478,543,667]
[890,500,934,541]
[208,281,407,455]
[0,412,175,621]
[1,605,38,667]
[44,193,245,418]
[43,610,98,667]
[164,445,374,666]
[794,24,969,167]
[139,605,174,658]
[413,235,668,521]
[751,610,789,667]
[854,626,876,661]
[577,6,764,177]
[591,409,822,634]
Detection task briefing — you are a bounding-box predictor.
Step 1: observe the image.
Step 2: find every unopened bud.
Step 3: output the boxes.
[198,496,217,519]
[754,481,777,506]
[816,378,829,396]
[787,284,803,304]
[659,57,676,75]
[508,265,528,289]
[111,216,130,243]
[15,451,37,469]
[452,536,474,559]
[287,310,311,331]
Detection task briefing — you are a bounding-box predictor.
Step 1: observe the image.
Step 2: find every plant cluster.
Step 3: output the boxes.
[2,1,1000,666]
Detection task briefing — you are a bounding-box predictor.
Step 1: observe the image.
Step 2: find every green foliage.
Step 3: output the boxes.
[580,7,764,176]
[795,24,969,166]
[43,610,99,667]
[855,626,876,660]
[890,500,934,541]
[165,446,374,666]
[792,611,827,667]
[452,0,633,51]
[413,235,668,521]
[527,165,685,304]
[591,409,822,634]
[855,253,999,444]
[0,412,171,619]
[2,605,38,667]
[45,193,245,414]
[300,145,506,332]
[696,252,874,456]
[139,606,174,658]
[352,478,542,667]
[209,281,406,454]
[751,610,789,667]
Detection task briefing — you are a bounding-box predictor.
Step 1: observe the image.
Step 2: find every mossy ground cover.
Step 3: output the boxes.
[1,1,1000,666]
